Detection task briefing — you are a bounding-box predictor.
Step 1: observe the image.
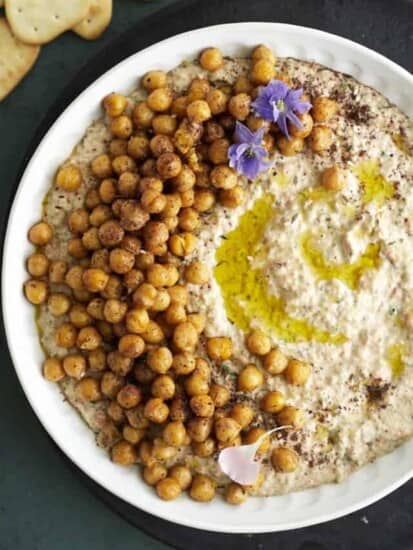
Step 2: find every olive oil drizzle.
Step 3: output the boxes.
[353,159,394,206]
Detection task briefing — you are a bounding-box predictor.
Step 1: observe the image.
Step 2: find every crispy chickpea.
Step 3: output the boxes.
[151,289,171,312]
[290,112,314,138]
[145,264,168,287]
[188,78,210,101]
[117,384,142,409]
[23,279,48,305]
[321,165,345,192]
[101,275,122,300]
[228,93,251,121]
[55,322,77,348]
[147,87,173,112]
[103,93,127,117]
[246,329,271,356]
[186,100,211,124]
[117,333,144,359]
[91,154,113,178]
[230,403,254,429]
[271,447,299,473]
[284,359,311,386]
[109,138,128,156]
[171,352,195,375]
[123,425,145,445]
[43,357,65,382]
[210,165,237,190]
[173,322,198,352]
[118,171,139,197]
[252,44,276,64]
[208,137,230,165]
[89,204,112,227]
[143,222,169,250]
[134,364,155,385]
[261,390,286,414]
[277,135,304,156]
[48,260,67,283]
[112,154,137,176]
[156,152,182,180]
[205,89,227,117]
[107,400,126,424]
[143,462,167,486]
[86,297,105,320]
[97,320,114,343]
[101,371,124,398]
[77,326,102,351]
[183,263,208,287]
[164,303,186,325]
[152,114,177,136]
[69,304,92,328]
[215,417,241,443]
[98,220,124,248]
[140,190,167,216]
[161,193,182,217]
[110,115,133,139]
[186,416,212,442]
[250,59,275,84]
[243,427,270,455]
[206,337,232,361]
[225,483,248,505]
[308,125,333,154]
[192,437,216,458]
[103,299,127,324]
[65,265,84,291]
[238,364,264,392]
[312,96,338,122]
[107,350,132,376]
[142,69,167,91]
[111,440,137,465]
[186,314,204,336]
[56,164,82,191]
[138,439,155,466]
[171,95,188,118]
[152,374,175,400]
[132,283,157,309]
[150,134,174,158]
[199,47,223,71]
[28,222,53,246]
[76,377,101,402]
[133,101,154,129]
[82,228,102,251]
[119,200,149,232]
[82,268,109,293]
[108,248,134,274]
[62,354,86,379]
[144,397,169,424]
[163,421,186,447]
[189,474,215,502]
[263,347,288,374]
[123,270,144,293]
[169,465,192,490]
[209,384,230,408]
[168,232,197,257]
[67,208,89,234]
[219,185,245,208]
[47,293,70,317]
[141,320,164,344]
[125,308,150,334]
[88,348,106,372]
[156,478,181,501]
[184,373,209,397]
[85,188,101,210]
[190,395,214,418]
[277,405,304,429]
[177,208,199,232]
[167,285,187,306]
[173,165,196,194]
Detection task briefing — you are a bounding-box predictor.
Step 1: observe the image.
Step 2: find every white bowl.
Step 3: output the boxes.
[3,22,413,533]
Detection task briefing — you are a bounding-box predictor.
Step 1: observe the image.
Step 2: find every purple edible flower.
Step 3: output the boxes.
[227,122,271,180]
[252,80,311,138]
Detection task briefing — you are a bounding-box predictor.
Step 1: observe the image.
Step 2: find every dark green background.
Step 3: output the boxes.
[0,2,176,549]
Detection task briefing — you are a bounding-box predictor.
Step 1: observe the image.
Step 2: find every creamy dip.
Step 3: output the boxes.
[37,56,413,496]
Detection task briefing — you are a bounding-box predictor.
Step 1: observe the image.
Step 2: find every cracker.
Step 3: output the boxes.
[73,0,112,41]
[0,18,40,101]
[5,0,89,44]
[0,1,4,7]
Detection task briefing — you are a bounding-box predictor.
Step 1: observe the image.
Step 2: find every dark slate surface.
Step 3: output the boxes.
[0,0,412,548]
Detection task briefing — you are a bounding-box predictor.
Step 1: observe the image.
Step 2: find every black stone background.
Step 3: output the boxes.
[1,0,413,548]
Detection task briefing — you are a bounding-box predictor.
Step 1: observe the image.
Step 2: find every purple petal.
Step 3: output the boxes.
[234,121,255,144]
[286,110,303,129]
[251,125,267,145]
[252,95,274,121]
[266,79,289,99]
[238,154,262,180]
[277,113,290,139]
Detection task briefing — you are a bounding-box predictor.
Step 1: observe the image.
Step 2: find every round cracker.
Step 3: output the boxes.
[5,0,89,45]
[73,0,112,41]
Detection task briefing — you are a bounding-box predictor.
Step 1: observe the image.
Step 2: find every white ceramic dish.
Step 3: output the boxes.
[3,22,413,533]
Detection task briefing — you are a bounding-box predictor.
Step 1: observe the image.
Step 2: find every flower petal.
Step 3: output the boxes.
[218,446,261,485]
[277,113,290,139]
[234,121,255,144]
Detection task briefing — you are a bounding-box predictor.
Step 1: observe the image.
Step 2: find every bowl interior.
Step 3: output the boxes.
[3,22,413,533]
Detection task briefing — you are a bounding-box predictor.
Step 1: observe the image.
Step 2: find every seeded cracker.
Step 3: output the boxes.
[73,0,112,41]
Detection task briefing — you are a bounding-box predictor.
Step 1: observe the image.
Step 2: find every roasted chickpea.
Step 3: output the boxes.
[308,125,333,154]
[143,462,167,486]
[150,135,174,158]
[284,359,311,386]
[144,397,169,424]
[163,303,185,326]
[263,347,288,374]
[210,165,237,190]
[123,425,145,445]
[238,364,264,392]
[173,322,198,352]
[151,374,175,400]
[85,188,102,209]
[56,164,82,191]
[228,93,251,121]
[277,405,304,429]
[28,221,53,246]
[133,101,154,129]
[186,416,212,442]
[77,326,102,351]
[132,283,157,309]
[103,299,127,324]
[163,421,186,447]
[68,304,92,328]
[186,313,205,335]
[133,363,155,385]
[116,334,144,359]
[103,93,127,117]
[289,112,314,138]
[110,115,133,139]
[156,152,182,180]
[190,395,214,418]
[176,208,198,233]
[109,138,128,156]
[101,371,124,398]
[206,337,232,361]
[119,200,149,232]
[188,77,210,101]
[246,329,271,356]
[125,405,149,429]
[64,265,84,291]
[87,348,106,372]
[261,390,286,414]
[141,320,164,344]
[209,384,230,408]
[169,465,192,490]
[271,447,299,473]
[62,354,86,379]
[23,279,47,305]
[48,260,67,283]
[321,165,345,192]
[250,59,275,84]
[199,47,223,71]
[219,185,245,208]
[91,154,113,178]
[168,232,197,257]
[252,44,276,64]
[184,372,209,396]
[138,439,155,466]
[189,474,216,502]
[81,268,108,293]
[67,208,89,234]
[147,87,173,112]
[67,237,87,259]
[230,403,254,429]
[205,88,227,116]
[225,483,248,505]
[76,377,101,402]
[186,100,211,124]
[116,384,141,409]
[90,205,112,228]
[215,417,241,443]
[118,172,139,197]
[86,297,105,321]
[167,285,188,306]
[151,289,171,312]
[312,96,338,122]
[107,248,133,275]
[156,477,181,501]
[170,352,194,376]
[142,69,167,91]
[191,437,215,458]
[98,178,117,206]
[277,135,304,156]
[111,440,137,465]
[112,154,137,176]
[81,227,100,251]
[43,357,65,382]
[55,322,77,348]
[124,308,149,334]
[46,293,70,317]
[161,194,182,218]
[207,137,229,165]
[152,114,177,136]
[243,427,270,455]
[171,95,188,118]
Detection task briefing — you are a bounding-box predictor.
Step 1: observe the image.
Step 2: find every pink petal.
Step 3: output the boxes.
[218,446,261,485]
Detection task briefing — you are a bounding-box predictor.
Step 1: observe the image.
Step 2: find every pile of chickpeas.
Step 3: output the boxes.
[23,45,322,505]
